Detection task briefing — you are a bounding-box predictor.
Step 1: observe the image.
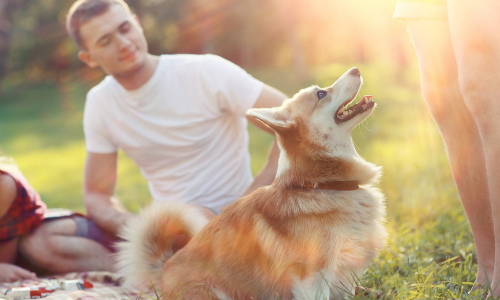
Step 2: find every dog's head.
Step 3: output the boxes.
[248,68,380,186]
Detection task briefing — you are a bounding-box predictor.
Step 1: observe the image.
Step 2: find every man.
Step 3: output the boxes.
[67,0,286,238]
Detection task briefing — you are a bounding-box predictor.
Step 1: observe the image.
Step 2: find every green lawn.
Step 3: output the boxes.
[0,62,482,298]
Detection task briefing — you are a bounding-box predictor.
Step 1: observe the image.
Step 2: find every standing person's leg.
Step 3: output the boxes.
[396,3,494,285]
[19,217,116,274]
[447,0,500,295]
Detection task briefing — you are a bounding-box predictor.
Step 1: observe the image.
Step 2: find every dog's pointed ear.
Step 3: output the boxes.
[247,107,294,132]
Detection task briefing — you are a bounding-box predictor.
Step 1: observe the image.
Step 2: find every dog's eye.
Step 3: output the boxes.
[317,90,327,100]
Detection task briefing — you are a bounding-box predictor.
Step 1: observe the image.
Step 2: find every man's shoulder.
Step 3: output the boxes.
[84,76,117,117]
[86,76,115,101]
[162,53,227,69]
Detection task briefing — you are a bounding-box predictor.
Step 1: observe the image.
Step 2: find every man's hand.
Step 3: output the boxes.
[241,139,280,197]
[0,263,37,282]
[84,152,136,237]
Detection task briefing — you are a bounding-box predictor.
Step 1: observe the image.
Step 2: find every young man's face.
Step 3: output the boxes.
[78,4,148,77]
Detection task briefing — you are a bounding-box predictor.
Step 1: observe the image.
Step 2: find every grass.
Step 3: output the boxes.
[0,61,485,299]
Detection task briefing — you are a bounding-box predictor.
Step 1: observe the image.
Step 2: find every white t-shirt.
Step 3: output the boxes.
[83,54,264,209]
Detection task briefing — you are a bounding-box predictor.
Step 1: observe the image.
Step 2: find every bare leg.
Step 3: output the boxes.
[406,18,494,285]
[447,0,500,296]
[19,218,116,273]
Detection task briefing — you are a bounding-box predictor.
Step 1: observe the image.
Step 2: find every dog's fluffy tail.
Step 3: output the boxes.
[116,203,210,289]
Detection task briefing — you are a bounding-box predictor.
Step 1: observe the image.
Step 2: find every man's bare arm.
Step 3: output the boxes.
[84,152,135,236]
[242,84,287,197]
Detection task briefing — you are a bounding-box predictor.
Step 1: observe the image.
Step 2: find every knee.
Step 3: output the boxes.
[456,69,493,122]
[455,71,500,140]
[416,51,463,124]
[420,80,445,119]
[18,226,55,270]
[420,78,464,125]
[454,46,500,118]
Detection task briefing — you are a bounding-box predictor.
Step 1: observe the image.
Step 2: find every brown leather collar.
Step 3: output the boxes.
[293,181,359,191]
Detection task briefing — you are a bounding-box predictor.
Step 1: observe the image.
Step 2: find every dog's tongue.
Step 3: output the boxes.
[359,95,373,110]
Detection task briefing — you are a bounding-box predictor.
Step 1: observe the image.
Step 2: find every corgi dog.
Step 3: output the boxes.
[117,67,386,300]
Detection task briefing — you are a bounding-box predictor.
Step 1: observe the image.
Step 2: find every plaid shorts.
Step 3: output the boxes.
[73,215,120,252]
[42,209,120,252]
[0,170,47,241]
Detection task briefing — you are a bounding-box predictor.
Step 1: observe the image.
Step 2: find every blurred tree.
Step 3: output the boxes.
[286,0,307,82]
[0,0,411,93]
[0,0,29,95]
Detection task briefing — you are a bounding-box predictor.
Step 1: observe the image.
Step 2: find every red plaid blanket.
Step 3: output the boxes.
[0,272,155,300]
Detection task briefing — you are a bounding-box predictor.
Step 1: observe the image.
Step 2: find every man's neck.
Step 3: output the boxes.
[114,54,161,91]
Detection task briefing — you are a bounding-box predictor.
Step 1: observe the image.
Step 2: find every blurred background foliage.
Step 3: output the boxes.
[0,0,410,92]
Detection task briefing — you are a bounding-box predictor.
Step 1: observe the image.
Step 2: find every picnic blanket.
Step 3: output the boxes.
[0,272,384,299]
[0,272,156,300]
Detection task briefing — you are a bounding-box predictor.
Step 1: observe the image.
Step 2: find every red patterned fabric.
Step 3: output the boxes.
[0,170,47,241]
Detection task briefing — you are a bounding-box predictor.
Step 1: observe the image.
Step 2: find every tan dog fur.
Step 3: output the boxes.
[117,68,386,300]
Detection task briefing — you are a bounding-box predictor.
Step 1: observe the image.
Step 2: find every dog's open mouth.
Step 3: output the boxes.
[335,95,375,123]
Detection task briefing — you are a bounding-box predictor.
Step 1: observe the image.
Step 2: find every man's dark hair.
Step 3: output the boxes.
[66,0,132,49]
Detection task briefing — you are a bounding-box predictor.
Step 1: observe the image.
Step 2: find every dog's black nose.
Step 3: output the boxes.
[348,67,360,76]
